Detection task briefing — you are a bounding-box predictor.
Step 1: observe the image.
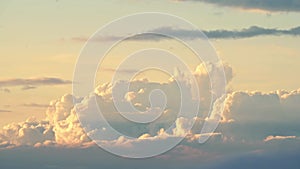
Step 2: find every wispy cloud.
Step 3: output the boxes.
[175,0,300,12]
[0,88,10,93]
[22,103,49,108]
[150,26,300,39]
[0,77,72,90]
[102,68,140,74]
[264,135,297,142]
[0,109,11,113]
[21,86,37,91]
[71,26,300,42]
[204,26,300,39]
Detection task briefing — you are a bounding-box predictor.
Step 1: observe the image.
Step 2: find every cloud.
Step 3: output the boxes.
[0,109,11,113]
[204,26,300,39]
[159,145,216,160]
[0,117,54,147]
[21,86,37,91]
[175,0,300,12]
[264,135,297,142]
[0,95,90,148]
[221,89,300,123]
[149,26,300,39]
[102,68,140,74]
[71,33,167,43]
[72,26,300,42]
[209,89,300,145]
[21,103,49,108]
[0,88,10,93]
[0,62,231,150]
[0,62,300,162]
[0,77,72,91]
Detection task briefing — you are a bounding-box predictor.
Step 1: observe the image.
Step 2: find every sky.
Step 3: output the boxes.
[0,0,300,168]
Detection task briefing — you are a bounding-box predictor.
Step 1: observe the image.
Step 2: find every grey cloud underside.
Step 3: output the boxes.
[177,0,300,12]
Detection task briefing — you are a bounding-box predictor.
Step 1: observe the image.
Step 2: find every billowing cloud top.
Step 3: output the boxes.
[0,62,299,161]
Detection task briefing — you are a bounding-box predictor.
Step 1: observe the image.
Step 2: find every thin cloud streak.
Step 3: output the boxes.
[0,88,10,93]
[102,68,140,74]
[0,77,72,90]
[71,26,300,42]
[175,0,300,12]
[22,103,49,108]
[0,109,11,113]
[204,26,300,39]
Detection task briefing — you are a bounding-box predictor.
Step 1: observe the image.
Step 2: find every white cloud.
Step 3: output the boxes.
[221,89,300,122]
[0,117,54,147]
[1,62,300,156]
[264,135,297,142]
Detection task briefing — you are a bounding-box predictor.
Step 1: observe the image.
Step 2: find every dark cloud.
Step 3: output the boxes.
[0,77,72,90]
[176,0,300,12]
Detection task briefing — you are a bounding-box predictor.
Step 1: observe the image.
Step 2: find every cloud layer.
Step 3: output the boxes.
[176,0,300,12]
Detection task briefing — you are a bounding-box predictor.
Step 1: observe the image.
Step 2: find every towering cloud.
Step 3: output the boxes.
[0,63,299,154]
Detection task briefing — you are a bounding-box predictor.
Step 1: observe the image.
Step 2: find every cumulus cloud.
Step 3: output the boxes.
[210,89,300,145]
[221,89,300,122]
[0,117,54,147]
[0,94,90,149]
[175,0,300,12]
[1,62,300,159]
[0,62,230,150]
[0,77,72,91]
